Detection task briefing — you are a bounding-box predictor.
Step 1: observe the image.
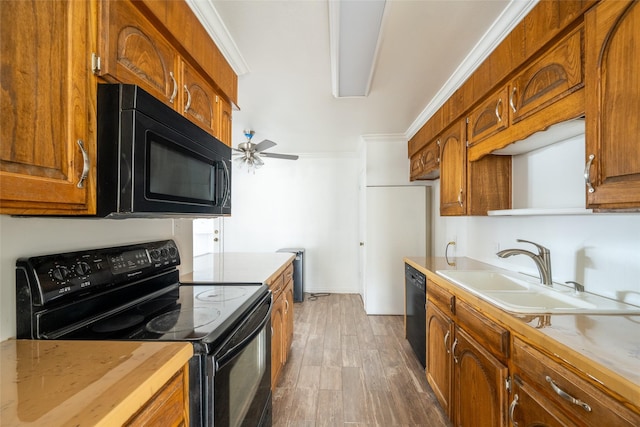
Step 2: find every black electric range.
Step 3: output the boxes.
[16,239,273,427]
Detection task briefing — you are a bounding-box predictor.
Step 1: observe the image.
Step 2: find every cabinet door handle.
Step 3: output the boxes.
[444,330,451,354]
[509,87,517,113]
[76,139,90,189]
[183,85,192,113]
[495,98,503,122]
[452,337,459,363]
[284,299,289,313]
[584,154,595,193]
[545,376,592,412]
[457,188,464,206]
[508,393,519,426]
[169,71,177,104]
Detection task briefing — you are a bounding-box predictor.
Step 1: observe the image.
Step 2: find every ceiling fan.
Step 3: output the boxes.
[233,130,299,170]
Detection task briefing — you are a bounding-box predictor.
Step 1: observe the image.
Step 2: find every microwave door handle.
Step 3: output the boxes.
[221,160,230,207]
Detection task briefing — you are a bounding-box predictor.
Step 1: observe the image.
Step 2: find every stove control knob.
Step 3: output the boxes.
[52,266,70,282]
[75,262,91,276]
[160,248,168,258]
[150,250,160,260]
[168,246,177,258]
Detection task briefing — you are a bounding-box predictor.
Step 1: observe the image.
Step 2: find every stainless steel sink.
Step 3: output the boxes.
[436,270,640,314]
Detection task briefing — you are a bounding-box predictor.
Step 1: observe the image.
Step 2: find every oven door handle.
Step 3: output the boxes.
[214,294,273,371]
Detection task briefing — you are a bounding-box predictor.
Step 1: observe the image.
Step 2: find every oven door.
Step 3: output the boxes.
[208,292,272,427]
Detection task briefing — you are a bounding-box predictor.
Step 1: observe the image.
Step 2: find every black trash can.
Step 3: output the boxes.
[276,248,304,302]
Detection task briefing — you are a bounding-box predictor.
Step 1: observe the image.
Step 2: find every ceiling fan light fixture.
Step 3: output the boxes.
[232,130,298,172]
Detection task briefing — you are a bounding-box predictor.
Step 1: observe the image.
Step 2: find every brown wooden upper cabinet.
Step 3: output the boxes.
[0,0,96,215]
[439,120,467,216]
[410,139,440,181]
[97,0,232,145]
[468,26,584,156]
[181,60,219,137]
[585,0,640,210]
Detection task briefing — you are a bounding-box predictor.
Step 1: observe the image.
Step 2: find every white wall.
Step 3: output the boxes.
[0,216,192,340]
[222,154,360,294]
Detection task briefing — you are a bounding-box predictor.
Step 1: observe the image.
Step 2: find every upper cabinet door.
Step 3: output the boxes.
[99,0,178,108]
[467,86,509,148]
[181,60,217,137]
[510,26,583,124]
[585,0,640,210]
[218,97,233,147]
[439,120,467,216]
[0,0,95,214]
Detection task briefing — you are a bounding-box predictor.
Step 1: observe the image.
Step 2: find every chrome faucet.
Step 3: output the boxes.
[496,239,553,286]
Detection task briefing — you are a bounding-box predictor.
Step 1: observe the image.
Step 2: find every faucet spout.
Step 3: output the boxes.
[496,240,553,286]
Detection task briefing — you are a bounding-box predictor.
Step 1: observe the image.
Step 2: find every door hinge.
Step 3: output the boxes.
[505,375,511,393]
[91,53,101,74]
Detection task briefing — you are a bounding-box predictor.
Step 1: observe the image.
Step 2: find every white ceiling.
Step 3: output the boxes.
[202,0,533,154]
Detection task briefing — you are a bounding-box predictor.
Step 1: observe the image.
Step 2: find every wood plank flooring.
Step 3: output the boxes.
[273,293,450,426]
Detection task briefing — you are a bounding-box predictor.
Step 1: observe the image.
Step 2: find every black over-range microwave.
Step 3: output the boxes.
[96,84,231,218]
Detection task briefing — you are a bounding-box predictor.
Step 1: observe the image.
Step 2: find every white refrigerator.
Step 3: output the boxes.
[361,185,430,315]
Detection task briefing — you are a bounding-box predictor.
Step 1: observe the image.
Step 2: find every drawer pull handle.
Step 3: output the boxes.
[545,376,592,412]
[444,330,451,354]
[509,86,517,113]
[508,393,519,427]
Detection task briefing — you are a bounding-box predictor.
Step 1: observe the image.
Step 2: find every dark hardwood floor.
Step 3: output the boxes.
[272,293,450,426]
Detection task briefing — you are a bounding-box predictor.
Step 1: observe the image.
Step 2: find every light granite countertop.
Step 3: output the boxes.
[180,252,294,285]
[0,339,192,427]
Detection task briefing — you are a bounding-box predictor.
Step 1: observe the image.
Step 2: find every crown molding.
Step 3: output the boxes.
[404,0,539,140]
[185,0,250,76]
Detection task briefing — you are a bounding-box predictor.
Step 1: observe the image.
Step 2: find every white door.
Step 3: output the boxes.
[364,186,428,315]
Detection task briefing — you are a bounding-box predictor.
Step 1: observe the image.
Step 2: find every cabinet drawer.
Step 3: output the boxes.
[427,280,455,315]
[456,299,509,362]
[269,272,285,299]
[512,337,640,427]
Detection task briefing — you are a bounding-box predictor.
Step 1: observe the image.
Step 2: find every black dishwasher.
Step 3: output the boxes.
[405,263,426,367]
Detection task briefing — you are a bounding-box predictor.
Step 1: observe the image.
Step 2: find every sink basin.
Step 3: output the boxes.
[436,270,640,314]
[481,290,597,311]
[435,270,536,291]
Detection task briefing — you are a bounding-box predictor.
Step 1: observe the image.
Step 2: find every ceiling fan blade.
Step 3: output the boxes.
[253,139,277,152]
[261,152,299,160]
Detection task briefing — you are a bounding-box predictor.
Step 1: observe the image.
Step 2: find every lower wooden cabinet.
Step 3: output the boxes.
[125,364,189,427]
[512,337,640,427]
[426,280,509,426]
[453,327,508,427]
[270,290,285,389]
[426,304,453,417]
[269,260,294,389]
